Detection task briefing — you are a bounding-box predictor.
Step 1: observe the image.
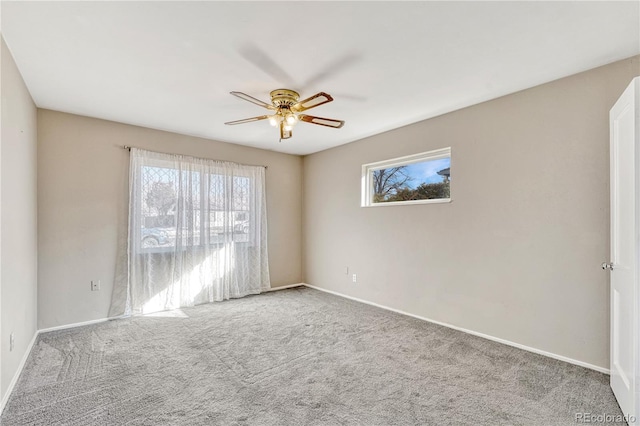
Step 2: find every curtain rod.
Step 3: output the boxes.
[122,145,267,169]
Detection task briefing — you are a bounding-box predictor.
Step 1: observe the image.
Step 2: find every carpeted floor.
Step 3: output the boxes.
[0,287,624,425]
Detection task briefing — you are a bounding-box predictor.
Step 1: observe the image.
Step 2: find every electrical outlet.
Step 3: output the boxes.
[352,274,357,283]
[91,280,101,291]
[10,332,14,352]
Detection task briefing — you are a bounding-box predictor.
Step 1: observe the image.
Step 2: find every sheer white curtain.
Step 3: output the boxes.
[110,148,270,316]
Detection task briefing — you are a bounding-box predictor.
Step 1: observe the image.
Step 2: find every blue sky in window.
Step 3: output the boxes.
[404,157,450,188]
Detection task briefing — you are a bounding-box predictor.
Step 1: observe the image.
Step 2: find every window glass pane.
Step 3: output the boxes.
[372,157,450,203]
[362,148,451,206]
[232,176,251,243]
[180,169,200,247]
[141,165,178,249]
[208,173,224,244]
[140,164,255,251]
[207,174,252,243]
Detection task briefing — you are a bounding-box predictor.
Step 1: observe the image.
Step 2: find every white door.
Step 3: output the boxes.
[610,76,639,424]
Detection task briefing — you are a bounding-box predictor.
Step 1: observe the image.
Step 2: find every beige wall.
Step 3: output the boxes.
[303,55,640,370]
[17,49,640,372]
[37,110,303,329]
[1,37,38,399]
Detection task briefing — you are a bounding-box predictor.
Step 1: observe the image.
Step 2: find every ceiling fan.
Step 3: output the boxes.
[224,89,345,140]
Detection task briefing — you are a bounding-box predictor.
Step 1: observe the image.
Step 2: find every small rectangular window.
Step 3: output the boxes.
[361,147,451,207]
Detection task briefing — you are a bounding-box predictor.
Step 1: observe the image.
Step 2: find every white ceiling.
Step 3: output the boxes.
[2,1,639,155]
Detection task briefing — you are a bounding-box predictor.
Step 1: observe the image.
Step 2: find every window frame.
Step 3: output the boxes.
[361,147,451,207]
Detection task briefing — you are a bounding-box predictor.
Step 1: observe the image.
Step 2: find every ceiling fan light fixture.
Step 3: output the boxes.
[283,124,293,131]
[268,115,281,127]
[285,114,297,125]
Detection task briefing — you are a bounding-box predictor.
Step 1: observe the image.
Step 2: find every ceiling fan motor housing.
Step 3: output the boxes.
[270,89,300,108]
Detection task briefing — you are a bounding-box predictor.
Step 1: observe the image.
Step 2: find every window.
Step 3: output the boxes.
[361,147,451,207]
[137,159,255,253]
[112,148,270,317]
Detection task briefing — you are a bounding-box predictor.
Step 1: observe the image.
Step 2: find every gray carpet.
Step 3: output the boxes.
[0,287,624,425]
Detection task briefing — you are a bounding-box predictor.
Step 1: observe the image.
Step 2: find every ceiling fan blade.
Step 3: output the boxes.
[298,114,345,129]
[230,92,275,110]
[302,52,362,89]
[280,121,292,139]
[224,115,271,125]
[238,44,296,86]
[292,92,333,112]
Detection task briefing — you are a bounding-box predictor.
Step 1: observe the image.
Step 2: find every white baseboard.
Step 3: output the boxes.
[266,283,305,292]
[38,317,110,334]
[0,331,38,414]
[302,283,610,375]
